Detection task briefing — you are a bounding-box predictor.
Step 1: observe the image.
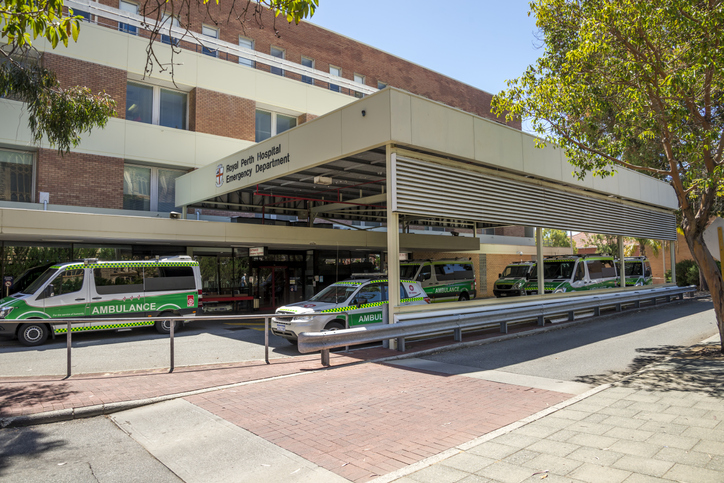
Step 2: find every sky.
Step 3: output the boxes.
[307,1,543,98]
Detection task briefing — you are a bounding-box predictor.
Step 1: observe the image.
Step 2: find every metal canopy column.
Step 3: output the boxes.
[619,236,626,288]
[670,240,676,284]
[386,147,400,350]
[536,227,544,295]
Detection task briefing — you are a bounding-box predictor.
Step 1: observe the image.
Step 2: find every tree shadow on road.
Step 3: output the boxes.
[0,425,66,477]
[575,344,724,398]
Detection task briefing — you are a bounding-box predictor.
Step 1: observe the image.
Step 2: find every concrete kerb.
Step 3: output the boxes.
[0,295,706,430]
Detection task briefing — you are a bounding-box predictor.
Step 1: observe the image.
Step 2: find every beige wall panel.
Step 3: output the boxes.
[560,161,595,189]
[590,172,621,197]
[340,92,391,154]
[389,89,412,145]
[254,71,314,114]
[195,56,260,99]
[194,134,252,170]
[72,118,127,156]
[640,174,677,209]
[410,97,475,160]
[522,135,563,180]
[287,111,343,171]
[304,87,357,117]
[0,101,33,146]
[40,25,130,71]
[124,122,197,166]
[473,118,524,173]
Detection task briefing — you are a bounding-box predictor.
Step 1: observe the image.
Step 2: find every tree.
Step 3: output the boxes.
[492,0,724,352]
[584,234,620,257]
[543,229,575,250]
[1,0,318,154]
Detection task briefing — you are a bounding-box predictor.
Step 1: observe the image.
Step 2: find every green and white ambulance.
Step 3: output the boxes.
[0,256,202,346]
[271,277,429,343]
[621,256,653,286]
[399,259,476,302]
[493,261,536,297]
[524,254,619,295]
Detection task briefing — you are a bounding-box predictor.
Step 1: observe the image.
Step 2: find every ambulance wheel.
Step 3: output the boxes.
[324,321,345,331]
[18,322,49,347]
[458,293,470,301]
[155,314,181,334]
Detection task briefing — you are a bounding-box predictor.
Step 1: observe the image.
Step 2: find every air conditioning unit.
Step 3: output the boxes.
[314,176,333,185]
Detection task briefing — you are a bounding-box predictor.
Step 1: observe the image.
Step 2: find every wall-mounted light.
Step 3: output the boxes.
[361,110,366,117]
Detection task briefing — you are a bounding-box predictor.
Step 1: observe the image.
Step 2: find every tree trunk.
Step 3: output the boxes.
[683,230,724,354]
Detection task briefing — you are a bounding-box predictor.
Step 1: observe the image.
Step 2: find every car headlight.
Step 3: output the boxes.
[293,315,313,322]
[554,288,567,294]
[0,307,14,318]
[513,281,523,289]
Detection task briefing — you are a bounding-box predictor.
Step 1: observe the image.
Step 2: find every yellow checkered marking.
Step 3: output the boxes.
[54,320,155,333]
[320,297,423,313]
[54,261,198,270]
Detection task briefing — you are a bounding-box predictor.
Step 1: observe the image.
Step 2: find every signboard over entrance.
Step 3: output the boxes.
[249,247,266,257]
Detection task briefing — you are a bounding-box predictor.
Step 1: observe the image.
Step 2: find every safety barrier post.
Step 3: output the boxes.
[169,318,175,373]
[321,349,330,366]
[265,317,269,364]
[344,313,349,352]
[66,320,72,379]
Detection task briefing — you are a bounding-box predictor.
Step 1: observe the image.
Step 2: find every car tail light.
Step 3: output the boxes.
[424,296,431,304]
[197,289,203,308]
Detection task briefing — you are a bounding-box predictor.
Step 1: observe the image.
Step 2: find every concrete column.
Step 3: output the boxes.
[618,235,626,288]
[536,227,544,295]
[386,147,400,349]
[182,205,187,219]
[662,239,666,284]
[670,240,676,284]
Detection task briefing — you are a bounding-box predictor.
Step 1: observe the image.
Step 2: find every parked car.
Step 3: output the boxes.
[619,256,653,286]
[493,261,536,297]
[399,259,476,302]
[272,276,429,343]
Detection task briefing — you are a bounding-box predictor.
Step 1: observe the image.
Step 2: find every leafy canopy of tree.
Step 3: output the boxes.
[493,0,724,352]
[0,0,318,153]
[542,229,575,249]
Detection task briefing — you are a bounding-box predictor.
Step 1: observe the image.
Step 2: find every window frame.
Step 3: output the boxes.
[377,81,388,90]
[118,0,139,35]
[161,14,180,46]
[126,81,188,130]
[123,163,187,212]
[0,148,36,203]
[254,109,298,142]
[270,46,285,76]
[201,24,219,57]
[354,73,366,98]
[301,56,314,85]
[238,36,255,67]
[329,65,342,92]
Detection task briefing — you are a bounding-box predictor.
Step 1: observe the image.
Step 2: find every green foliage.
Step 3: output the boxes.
[0,60,116,154]
[264,0,318,23]
[675,259,699,287]
[543,229,575,249]
[1,0,81,49]
[585,234,620,256]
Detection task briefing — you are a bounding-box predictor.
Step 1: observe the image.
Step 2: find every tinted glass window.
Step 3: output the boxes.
[144,266,195,292]
[625,262,644,276]
[502,265,531,278]
[587,261,603,279]
[47,269,84,297]
[356,284,382,304]
[400,264,419,280]
[24,268,58,295]
[94,267,143,294]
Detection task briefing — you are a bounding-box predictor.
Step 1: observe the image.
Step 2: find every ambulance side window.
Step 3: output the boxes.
[356,284,382,304]
[41,269,85,299]
[144,266,195,291]
[94,267,143,294]
[587,261,603,279]
[419,265,432,282]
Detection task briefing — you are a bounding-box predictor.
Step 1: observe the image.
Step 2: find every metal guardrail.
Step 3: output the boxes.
[0,312,348,378]
[297,285,697,364]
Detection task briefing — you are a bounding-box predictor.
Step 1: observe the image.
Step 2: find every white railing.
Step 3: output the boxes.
[64,0,378,95]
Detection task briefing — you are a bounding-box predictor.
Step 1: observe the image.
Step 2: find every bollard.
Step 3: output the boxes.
[169,317,175,373]
[66,320,72,379]
[321,349,330,367]
[265,317,269,364]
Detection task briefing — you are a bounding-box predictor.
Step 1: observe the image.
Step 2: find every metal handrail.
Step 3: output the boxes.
[297,285,697,361]
[0,312,348,378]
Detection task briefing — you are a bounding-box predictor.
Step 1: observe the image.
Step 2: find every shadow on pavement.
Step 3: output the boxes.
[0,384,78,419]
[0,426,65,477]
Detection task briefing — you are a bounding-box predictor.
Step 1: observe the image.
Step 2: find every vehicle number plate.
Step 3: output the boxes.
[276,323,286,331]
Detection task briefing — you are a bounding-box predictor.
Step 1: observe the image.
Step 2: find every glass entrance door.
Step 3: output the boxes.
[258,266,288,310]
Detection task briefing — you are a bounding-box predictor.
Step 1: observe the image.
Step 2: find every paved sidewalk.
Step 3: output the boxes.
[379,338,724,483]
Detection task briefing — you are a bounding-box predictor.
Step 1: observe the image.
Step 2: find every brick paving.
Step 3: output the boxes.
[186,362,572,482]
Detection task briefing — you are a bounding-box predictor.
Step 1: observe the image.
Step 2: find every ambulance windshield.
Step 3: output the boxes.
[22,268,59,295]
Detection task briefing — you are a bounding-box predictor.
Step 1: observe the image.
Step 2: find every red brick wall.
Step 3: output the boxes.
[36,149,124,209]
[42,52,125,119]
[94,1,519,129]
[192,88,255,140]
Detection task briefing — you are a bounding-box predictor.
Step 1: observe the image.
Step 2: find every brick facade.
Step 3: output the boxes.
[192,88,256,141]
[36,149,124,209]
[42,52,126,119]
[94,1,519,129]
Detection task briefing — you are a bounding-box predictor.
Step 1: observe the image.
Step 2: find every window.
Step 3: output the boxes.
[123,164,186,212]
[377,81,388,89]
[94,267,143,294]
[354,74,365,98]
[73,9,91,21]
[238,37,255,67]
[202,25,218,57]
[255,110,297,142]
[329,66,341,92]
[118,1,138,35]
[161,14,180,46]
[43,269,84,299]
[126,82,187,130]
[0,149,33,203]
[301,56,314,84]
[270,46,285,76]
[144,266,196,291]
